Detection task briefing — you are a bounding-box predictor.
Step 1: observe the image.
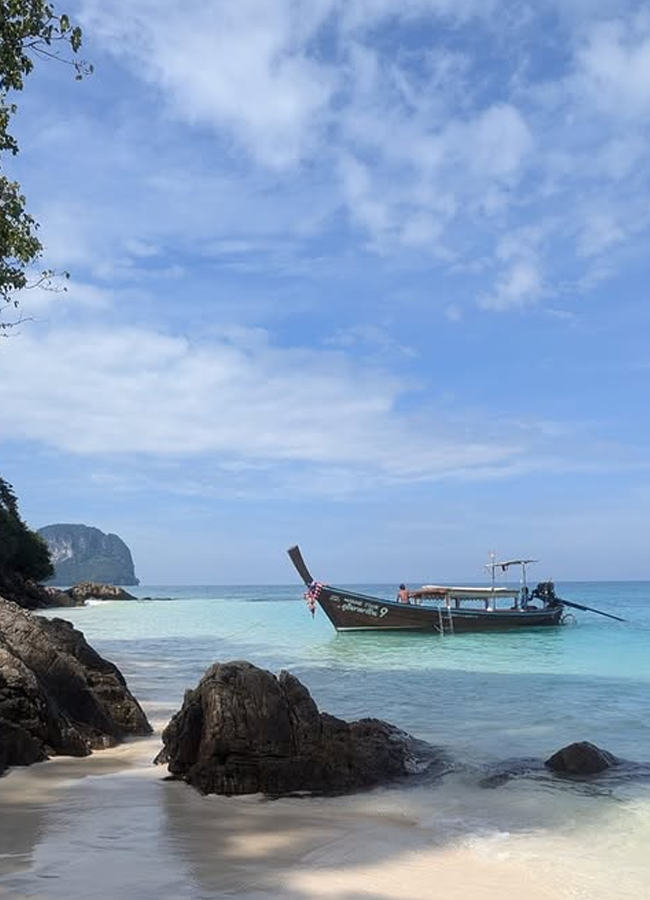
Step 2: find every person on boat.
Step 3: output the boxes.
[396,584,410,603]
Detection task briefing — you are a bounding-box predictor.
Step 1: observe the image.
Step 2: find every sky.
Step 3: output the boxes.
[1,0,649,583]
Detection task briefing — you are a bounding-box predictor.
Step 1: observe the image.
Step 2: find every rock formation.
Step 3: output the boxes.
[0,596,151,776]
[66,582,137,603]
[481,741,624,788]
[0,577,137,611]
[38,524,139,586]
[0,568,78,610]
[545,741,620,775]
[156,660,442,796]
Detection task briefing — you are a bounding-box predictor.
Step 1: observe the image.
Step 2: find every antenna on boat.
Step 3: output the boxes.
[520,560,529,607]
[487,552,497,592]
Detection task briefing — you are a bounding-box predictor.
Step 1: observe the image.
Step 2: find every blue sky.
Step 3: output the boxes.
[1,0,649,583]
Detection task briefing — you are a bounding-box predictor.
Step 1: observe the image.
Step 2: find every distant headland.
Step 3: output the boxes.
[38,523,139,586]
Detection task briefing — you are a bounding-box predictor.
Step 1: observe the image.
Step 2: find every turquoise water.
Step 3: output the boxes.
[6,580,647,900]
[58,581,650,765]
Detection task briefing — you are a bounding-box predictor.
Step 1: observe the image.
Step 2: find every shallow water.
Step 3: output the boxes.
[69,581,650,759]
[1,581,649,899]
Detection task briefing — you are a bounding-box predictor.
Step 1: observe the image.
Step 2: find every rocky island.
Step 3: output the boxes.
[38,523,139,586]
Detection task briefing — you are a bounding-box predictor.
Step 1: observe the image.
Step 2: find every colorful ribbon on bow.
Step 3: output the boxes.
[304,581,323,618]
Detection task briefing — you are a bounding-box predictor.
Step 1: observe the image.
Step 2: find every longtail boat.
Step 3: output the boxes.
[287,546,625,634]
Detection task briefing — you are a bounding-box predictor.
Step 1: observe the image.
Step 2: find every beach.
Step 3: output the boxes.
[1,582,649,899]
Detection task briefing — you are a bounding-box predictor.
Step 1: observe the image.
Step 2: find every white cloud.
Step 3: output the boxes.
[479,259,543,311]
[16,281,115,315]
[339,0,493,31]
[577,212,624,257]
[324,323,417,357]
[0,324,524,481]
[20,0,640,319]
[593,136,646,180]
[477,224,547,311]
[457,104,533,180]
[574,20,650,119]
[81,0,337,169]
[78,2,530,251]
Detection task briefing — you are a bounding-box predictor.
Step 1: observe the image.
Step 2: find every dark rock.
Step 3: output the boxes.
[156,660,441,796]
[545,741,620,775]
[0,596,152,776]
[0,572,134,611]
[42,585,82,606]
[38,524,139,586]
[66,582,137,603]
[479,757,544,788]
[0,569,80,610]
[0,717,47,773]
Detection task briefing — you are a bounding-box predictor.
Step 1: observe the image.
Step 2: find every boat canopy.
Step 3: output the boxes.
[485,558,537,571]
[412,585,520,600]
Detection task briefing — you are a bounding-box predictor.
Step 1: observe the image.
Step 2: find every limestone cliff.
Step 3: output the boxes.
[38,524,139,586]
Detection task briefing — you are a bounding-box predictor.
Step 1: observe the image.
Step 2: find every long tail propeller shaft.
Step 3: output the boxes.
[560,598,626,623]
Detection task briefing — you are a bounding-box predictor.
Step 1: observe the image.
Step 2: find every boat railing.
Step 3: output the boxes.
[410,585,521,610]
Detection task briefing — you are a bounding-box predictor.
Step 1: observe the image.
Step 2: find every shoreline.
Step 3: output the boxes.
[0,736,550,900]
[3,584,649,900]
[1,714,649,900]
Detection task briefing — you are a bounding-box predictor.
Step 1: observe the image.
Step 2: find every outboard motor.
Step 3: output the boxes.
[530,581,561,608]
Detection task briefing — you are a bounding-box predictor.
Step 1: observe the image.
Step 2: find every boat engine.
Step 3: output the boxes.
[529,580,561,608]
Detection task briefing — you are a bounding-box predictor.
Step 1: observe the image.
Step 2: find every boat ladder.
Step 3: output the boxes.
[437,605,455,636]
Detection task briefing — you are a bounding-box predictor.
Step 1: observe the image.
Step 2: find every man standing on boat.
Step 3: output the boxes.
[397,584,410,603]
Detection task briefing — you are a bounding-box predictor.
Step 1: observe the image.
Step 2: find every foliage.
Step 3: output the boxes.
[0,473,54,581]
[1,1,91,331]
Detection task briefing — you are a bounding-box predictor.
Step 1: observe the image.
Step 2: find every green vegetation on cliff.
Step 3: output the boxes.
[0,475,53,581]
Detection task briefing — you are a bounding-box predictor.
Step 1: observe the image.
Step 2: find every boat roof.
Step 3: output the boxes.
[414,585,520,599]
[485,558,537,570]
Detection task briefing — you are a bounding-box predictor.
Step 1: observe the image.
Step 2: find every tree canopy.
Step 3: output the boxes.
[0,474,53,581]
[1,1,90,331]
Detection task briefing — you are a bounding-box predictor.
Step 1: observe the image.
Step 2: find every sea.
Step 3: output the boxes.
[1,581,649,899]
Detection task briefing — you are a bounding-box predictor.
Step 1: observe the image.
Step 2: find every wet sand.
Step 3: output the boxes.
[1,724,648,900]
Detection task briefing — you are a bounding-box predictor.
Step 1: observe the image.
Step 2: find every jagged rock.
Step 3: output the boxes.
[0,572,134,611]
[0,568,83,610]
[545,741,620,775]
[0,596,152,776]
[42,585,82,606]
[66,582,137,603]
[156,660,441,796]
[38,524,139,586]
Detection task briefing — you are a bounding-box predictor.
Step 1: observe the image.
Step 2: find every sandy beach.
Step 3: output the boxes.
[1,716,648,900]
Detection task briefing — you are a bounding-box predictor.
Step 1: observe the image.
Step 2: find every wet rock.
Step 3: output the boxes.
[65,582,137,603]
[0,570,80,610]
[42,585,82,606]
[156,660,440,796]
[1,576,137,610]
[0,596,152,776]
[480,757,544,788]
[545,741,620,775]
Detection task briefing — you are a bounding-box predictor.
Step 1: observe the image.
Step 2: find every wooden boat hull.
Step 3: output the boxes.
[314,584,563,633]
[288,545,623,633]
